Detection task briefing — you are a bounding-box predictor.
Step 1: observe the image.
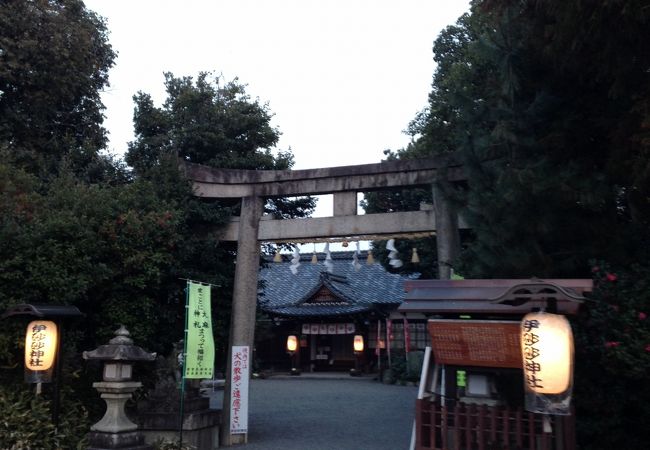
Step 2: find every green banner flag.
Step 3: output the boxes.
[184,281,215,379]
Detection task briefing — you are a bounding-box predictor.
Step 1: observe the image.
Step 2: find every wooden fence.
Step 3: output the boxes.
[415,398,575,450]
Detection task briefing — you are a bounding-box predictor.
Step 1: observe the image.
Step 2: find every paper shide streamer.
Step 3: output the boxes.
[351,242,362,272]
[324,243,334,273]
[386,239,403,268]
[290,246,301,275]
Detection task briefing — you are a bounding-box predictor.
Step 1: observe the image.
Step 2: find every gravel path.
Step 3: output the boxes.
[238,375,418,450]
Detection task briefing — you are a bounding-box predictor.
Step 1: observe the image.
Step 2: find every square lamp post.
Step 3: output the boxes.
[350,335,364,377]
[1,303,83,428]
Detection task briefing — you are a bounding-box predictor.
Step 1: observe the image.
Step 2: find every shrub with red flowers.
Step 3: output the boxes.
[573,262,650,449]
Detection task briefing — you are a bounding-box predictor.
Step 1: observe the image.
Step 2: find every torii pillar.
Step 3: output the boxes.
[183,155,465,445]
[222,195,263,446]
[432,181,460,280]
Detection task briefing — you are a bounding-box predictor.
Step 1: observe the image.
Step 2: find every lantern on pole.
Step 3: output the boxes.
[3,303,83,428]
[521,311,574,415]
[353,335,364,353]
[286,335,298,353]
[286,335,300,375]
[25,320,58,383]
[350,335,364,377]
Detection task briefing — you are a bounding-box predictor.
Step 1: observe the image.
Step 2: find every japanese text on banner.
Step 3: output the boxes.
[185,282,215,379]
[230,345,249,434]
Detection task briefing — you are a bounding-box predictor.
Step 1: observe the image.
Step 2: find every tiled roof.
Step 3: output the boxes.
[258,251,405,317]
[266,304,370,317]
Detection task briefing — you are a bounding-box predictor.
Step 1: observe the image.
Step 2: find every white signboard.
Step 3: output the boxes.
[230,346,250,434]
[301,323,356,334]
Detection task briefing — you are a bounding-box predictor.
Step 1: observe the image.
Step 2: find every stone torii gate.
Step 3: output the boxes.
[183,155,467,446]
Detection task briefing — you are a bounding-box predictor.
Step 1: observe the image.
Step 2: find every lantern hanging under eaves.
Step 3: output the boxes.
[520,311,574,415]
[25,320,58,383]
[286,335,298,353]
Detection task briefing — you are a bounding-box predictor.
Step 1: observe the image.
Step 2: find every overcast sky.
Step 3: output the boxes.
[84,0,469,225]
[86,0,469,166]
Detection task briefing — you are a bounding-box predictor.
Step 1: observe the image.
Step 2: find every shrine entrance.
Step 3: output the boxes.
[183,154,467,445]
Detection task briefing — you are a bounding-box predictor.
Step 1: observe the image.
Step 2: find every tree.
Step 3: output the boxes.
[450,0,650,277]
[128,72,289,173]
[127,72,314,217]
[360,13,483,278]
[393,1,650,447]
[125,72,315,366]
[370,1,649,279]
[0,160,185,354]
[0,0,116,179]
[0,158,190,447]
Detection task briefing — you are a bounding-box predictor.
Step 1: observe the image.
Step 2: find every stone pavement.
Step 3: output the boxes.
[233,373,418,450]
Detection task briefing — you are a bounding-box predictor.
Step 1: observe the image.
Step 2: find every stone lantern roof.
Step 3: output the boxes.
[83,325,156,362]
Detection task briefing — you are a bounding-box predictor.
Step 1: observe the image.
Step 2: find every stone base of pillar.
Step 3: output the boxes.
[140,409,221,450]
[87,430,152,450]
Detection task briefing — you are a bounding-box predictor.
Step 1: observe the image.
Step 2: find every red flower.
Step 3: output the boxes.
[605,273,617,282]
[640,312,648,321]
[646,344,650,352]
[605,341,620,348]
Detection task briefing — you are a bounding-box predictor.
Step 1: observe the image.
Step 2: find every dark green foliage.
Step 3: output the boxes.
[365,2,650,447]
[0,161,185,355]
[384,351,423,384]
[127,72,290,173]
[573,262,650,450]
[126,71,315,220]
[371,1,650,278]
[0,0,116,179]
[0,385,89,449]
[452,1,650,276]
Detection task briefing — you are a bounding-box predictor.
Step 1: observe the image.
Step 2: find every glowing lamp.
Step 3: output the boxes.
[354,335,364,353]
[25,320,58,371]
[286,335,298,353]
[521,312,573,395]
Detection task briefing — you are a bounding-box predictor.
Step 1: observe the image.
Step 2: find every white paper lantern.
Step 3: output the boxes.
[25,320,58,371]
[521,312,573,395]
[286,335,298,353]
[354,335,364,353]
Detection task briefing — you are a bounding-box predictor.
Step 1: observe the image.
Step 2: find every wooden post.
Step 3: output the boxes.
[432,182,460,280]
[221,196,264,446]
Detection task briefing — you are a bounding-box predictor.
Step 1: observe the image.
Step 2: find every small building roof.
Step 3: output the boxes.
[399,278,593,316]
[2,303,83,319]
[258,251,405,318]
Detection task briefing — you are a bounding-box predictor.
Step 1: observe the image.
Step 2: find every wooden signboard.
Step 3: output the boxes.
[427,320,522,368]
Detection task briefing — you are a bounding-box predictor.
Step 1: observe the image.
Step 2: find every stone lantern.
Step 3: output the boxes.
[83,325,156,450]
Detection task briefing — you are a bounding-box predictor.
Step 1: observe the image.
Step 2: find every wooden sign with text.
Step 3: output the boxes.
[427,320,522,368]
